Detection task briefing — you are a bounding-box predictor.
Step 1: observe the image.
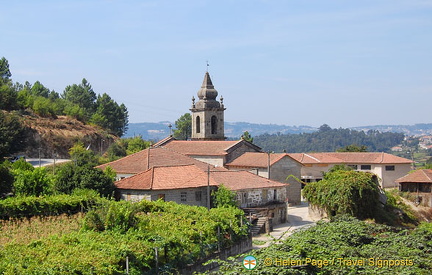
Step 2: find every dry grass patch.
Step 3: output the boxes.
[0,213,83,245]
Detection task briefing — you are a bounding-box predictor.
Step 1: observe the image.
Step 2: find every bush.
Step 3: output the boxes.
[303,170,381,219]
[13,167,54,196]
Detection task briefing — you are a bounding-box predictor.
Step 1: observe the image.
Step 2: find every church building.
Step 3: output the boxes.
[190,72,225,140]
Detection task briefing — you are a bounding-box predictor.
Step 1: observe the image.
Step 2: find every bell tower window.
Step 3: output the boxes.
[211,115,217,134]
[196,116,200,133]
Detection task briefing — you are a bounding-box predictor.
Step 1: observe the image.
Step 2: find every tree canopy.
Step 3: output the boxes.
[0,57,129,137]
[173,113,191,140]
[254,124,405,153]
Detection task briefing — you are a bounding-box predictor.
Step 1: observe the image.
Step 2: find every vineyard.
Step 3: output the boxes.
[211,215,432,274]
[0,195,249,274]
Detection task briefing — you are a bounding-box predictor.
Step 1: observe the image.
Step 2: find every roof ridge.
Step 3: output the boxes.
[422,169,432,182]
[97,147,150,169]
[304,153,321,162]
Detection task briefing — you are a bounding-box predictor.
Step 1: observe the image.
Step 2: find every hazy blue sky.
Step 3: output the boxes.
[2,0,431,128]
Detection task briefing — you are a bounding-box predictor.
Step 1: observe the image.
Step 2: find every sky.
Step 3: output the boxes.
[2,0,432,128]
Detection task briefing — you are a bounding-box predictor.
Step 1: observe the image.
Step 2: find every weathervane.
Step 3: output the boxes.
[206,60,209,72]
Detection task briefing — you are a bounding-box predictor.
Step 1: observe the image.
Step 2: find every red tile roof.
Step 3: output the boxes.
[396,169,432,183]
[153,138,261,156]
[115,164,287,191]
[288,152,412,164]
[97,147,226,174]
[226,152,298,168]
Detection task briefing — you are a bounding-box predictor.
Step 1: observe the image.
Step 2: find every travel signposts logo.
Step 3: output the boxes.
[243,255,257,270]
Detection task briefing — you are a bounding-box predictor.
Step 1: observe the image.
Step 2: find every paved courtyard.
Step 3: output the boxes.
[252,201,316,249]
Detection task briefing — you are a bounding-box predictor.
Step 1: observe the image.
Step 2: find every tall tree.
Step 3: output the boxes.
[173,113,191,140]
[0,57,12,85]
[91,93,128,136]
[0,112,26,158]
[62,78,96,121]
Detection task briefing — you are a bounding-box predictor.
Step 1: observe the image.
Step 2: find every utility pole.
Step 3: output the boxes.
[207,165,211,210]
[38,146,42,167]
[267,151,271,179]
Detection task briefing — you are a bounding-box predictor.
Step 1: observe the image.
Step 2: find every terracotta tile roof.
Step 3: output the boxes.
[115,164,287,191]
[396,169,432,183]
[226,152,298,168]
[115,165,219,190]
[154,139,261,156]
[210,170,287,191]
[97,147,225,174]
[288,152,412,164]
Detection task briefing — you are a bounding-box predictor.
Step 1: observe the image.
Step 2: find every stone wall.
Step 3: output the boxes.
[119,186,216,207]
[270,156,302,205]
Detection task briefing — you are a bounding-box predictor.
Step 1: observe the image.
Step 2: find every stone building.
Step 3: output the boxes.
[289,152,413,189]
[225,152,303,204]
[190,72,225,140]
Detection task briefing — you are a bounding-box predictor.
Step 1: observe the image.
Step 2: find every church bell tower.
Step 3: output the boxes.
[190,72,226,140]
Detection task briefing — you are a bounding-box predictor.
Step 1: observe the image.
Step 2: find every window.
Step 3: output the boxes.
[385,165,395,171]
[158,194,165,201]
[360,165,371,170]
[196,116,200,133]
[348,165,358,170]
[240,192,247,204]
[195,191,202,201]
[181,192,187,202]
[211,116,217,134]
[274,189,277,200]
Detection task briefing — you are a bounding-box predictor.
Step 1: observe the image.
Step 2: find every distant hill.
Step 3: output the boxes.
[125,121,432,141]
[125,122,317,141]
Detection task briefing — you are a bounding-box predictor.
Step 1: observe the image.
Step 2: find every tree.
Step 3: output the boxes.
[337,144,368,152]
[69,143,98,167]
[13,167,53,196]
[212,184,238,208]
[90,93,128,136]
[125,136,150,155]
[62,78,96,121]
[54,163,115,197]
[0,112,26,158]
[241,131,253,143]
[0,162,14,197]
[173,113,191,140]
[0,57,12,85]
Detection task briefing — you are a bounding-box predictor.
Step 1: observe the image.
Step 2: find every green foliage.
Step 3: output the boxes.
[69,142,98,166]
[11,157,34,171]
[13,167,54,196]
[0,57,12,85]
[212,184,238,208]
[91,93,128,136]
[62,78,96,121]
[0,199,249,273]
[241,131,254,143]
[105,136,150,161]
[173,113,191,140]
[254,124,405,153]
[0,57,129,140]
[0,111,26,158]
[32,96,57,117]
[54,163,115,197]
[0,191,102,218]
[303,170,381,219]
[125,135,150,155]
[213,216,432,274]
[0,162,14,196]
[337,144,368,152]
